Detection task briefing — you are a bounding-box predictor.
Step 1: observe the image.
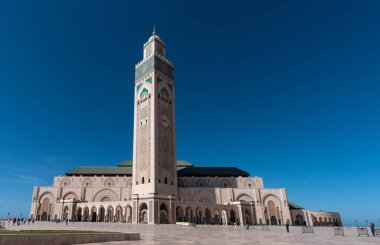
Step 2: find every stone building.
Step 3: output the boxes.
[29,28,341,227]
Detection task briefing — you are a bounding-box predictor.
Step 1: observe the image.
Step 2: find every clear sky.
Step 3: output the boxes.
[0,0,379,226]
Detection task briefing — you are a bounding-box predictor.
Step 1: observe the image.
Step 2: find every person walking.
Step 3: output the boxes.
[369,223,375,237]
[286,222,290,233]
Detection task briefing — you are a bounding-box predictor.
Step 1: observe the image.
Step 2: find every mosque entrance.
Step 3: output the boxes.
[270,216,278,225]
[91,212,97,222]
[160,203,168,224]
[230,210,236,224]
[41,212,48,221]
[139,203,148,224]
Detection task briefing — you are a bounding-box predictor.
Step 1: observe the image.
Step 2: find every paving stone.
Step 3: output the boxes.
[5,222,379,244]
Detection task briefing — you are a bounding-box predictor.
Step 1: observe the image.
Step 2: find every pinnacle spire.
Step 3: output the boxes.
[152,25,157,35]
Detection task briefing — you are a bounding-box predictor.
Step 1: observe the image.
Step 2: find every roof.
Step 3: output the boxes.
[116,160,194,168]
[288,201,304,210]
[176,160,193,167]
[66,161,249,177]
[66,167,132,176]
[177,167,249,177]
[116,160,133,167]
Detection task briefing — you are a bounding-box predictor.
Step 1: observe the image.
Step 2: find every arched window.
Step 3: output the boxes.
[164,177,168,184]
[142,177,145,184]
[160,88,170,108]
[248,183,252,189]
[223,183,228,188]
[140,93,149,108]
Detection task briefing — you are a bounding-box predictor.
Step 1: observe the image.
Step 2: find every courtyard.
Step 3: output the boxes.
[5,222,379,245]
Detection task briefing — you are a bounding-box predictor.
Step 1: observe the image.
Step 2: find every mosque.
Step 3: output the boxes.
[29,28,342,227]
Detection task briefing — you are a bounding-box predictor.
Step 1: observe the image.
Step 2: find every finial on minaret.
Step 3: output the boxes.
[152,25,157,35]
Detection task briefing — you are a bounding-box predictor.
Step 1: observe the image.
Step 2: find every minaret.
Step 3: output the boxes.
[132,27,177,224]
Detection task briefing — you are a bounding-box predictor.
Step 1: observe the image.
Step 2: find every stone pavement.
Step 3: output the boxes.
[6,222,379,244]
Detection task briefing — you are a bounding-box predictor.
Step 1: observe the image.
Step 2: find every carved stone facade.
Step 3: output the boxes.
[29,28,341,226]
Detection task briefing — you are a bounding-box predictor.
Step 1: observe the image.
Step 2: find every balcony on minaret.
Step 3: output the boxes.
[135,27,174,83]
[143,26,166,59]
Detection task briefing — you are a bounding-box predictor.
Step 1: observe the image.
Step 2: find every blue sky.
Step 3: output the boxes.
[0,0,379,225]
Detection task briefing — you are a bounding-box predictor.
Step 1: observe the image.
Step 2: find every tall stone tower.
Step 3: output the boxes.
[132,27,177,224]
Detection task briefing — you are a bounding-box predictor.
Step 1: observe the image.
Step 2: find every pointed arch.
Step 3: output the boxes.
[125,204,133,223]
[139,202,148,224]
[160,203,168,224]
[185,206,193,222]
[176,206,184,222]
[236,193,253,202]
[63,192,78,200]
[140,88,149,98]
[93,189,118,202]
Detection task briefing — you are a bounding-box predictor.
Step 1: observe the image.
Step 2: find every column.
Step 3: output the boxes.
[237,205,244,226]
[132,200,138,223]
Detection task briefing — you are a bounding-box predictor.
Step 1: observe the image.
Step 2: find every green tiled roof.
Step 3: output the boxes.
[116,160,133,167]
[176,160,193,167]
[177,167,249,177]
[288,201,304,210]
[66,167,132,176]
[66,160,248,177]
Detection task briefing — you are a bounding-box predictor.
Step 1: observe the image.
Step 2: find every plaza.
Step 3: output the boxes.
[5,222,379,245]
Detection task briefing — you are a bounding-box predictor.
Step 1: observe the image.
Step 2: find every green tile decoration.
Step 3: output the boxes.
[140,87,148,98]
[135,56,154,82]
[135,56,174,82]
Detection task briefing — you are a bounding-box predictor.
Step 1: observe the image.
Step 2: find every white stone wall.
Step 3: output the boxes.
[30,174,292,226]
[290,209,342,226]
[30,176,133,221]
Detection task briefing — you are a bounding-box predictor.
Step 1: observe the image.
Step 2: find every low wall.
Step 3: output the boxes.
[256,225,372,237]
[0,232,140,245]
